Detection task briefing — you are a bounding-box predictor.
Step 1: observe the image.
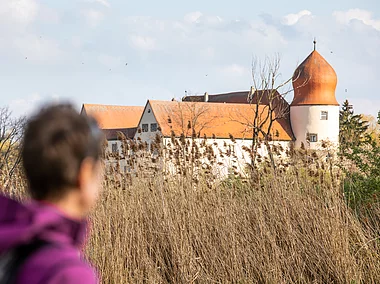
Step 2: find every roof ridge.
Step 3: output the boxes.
[84,103,144,108]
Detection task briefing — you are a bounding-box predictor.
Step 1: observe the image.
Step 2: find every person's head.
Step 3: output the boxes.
[22,103,104,217]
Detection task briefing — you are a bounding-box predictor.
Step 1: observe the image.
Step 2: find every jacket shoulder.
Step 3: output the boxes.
[16,245,98,284]
[39,262,98,284]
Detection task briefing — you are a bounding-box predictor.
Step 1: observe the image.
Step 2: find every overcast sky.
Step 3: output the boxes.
[1,0,379,117]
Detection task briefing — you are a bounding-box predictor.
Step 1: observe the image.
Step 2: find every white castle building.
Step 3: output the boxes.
[82,46,339,174]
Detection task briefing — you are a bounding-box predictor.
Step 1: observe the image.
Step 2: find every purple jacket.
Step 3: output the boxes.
[0,194,98,283]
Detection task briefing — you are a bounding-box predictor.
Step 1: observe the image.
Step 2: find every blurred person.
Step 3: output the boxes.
[0,104,104,283]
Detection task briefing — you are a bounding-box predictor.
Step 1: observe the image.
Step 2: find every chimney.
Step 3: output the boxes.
[248,86,256,102]
[250,86,256,95]
[204,92,209,102]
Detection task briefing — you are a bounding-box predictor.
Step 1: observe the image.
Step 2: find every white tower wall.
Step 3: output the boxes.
[290,105,339,149]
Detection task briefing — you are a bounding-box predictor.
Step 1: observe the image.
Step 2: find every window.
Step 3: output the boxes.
[308,133,318,143]
[111,143,118,153]
[151,123,158,132]
[321,111,328,120]
[142,124,149,132]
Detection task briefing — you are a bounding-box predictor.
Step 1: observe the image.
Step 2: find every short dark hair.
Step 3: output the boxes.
[22,103,104,200]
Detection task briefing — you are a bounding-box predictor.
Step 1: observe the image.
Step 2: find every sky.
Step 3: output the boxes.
[1,0,380,117]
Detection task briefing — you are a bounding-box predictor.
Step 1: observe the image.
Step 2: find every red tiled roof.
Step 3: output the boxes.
[81,104,144,129]
[148,100,294,141]
[292,50,338,106]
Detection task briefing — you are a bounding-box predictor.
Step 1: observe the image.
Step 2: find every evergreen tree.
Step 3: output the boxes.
[339,99,369,151]
[339,101,379,217]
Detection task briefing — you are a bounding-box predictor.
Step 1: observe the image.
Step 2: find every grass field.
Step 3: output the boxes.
[84,166,380,283]
[1,143,379,283]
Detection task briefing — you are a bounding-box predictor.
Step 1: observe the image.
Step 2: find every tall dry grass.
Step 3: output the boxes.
[86,168,380,283]
[1,142,379,283]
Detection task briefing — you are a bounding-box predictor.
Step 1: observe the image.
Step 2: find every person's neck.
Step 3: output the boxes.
[43,191,86,221]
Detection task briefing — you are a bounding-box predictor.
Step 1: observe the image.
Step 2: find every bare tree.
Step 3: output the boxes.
[0,106,26,183]
[237,54,305,172]
[166,101,219,138]
[162,101,221,181]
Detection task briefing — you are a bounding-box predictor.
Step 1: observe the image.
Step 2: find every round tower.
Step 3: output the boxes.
[290,41,339,149]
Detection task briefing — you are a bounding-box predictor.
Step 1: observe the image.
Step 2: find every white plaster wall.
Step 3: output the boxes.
[162,137,290,178]
[106,140,123,155]
[290,105,339,149]
[134,102,160,149]
[105,140,130,172]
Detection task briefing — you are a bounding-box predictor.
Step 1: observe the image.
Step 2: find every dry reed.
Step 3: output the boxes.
[86,168,380,283]
[1,140,379,283]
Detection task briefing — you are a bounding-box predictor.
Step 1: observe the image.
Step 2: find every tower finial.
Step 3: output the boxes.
[313,38,317,51]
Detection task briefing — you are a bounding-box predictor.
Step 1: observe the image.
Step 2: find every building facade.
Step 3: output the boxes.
[290,48,339,149]
[82,46,340,175]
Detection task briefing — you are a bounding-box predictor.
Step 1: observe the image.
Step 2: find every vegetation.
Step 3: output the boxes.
[0,107,25,194]
[339,100,380,234]
[361,111,380,145]
[85,167,379,283]
[1,101,380,283]
[339,100,369,151]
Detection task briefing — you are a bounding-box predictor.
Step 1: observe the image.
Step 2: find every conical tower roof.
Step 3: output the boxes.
[291,47,338,106]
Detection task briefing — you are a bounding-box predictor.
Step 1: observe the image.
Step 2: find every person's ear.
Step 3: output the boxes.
[77,157,103,213]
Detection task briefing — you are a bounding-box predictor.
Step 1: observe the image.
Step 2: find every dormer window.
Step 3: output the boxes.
[321,111,328,120]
